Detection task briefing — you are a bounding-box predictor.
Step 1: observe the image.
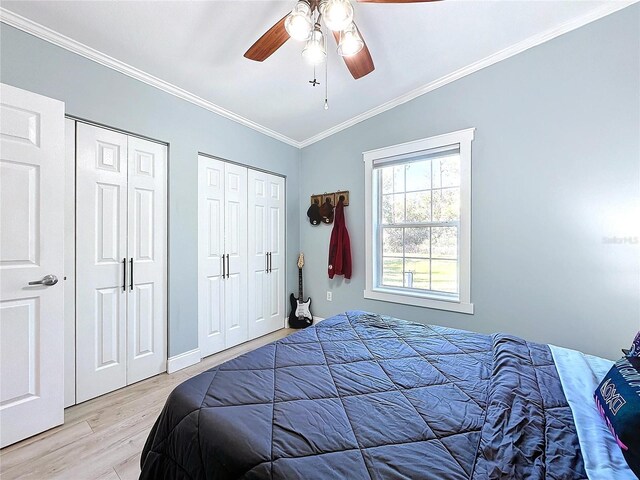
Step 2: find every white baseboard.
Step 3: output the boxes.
[313,316,325,323]
[167,348,201,374]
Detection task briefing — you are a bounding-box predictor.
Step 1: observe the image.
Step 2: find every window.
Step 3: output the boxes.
[364,128,474,314]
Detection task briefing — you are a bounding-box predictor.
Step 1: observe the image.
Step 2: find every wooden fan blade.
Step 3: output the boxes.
[332,28,375,79]
[357,0,440,3]
[244,15,290,62]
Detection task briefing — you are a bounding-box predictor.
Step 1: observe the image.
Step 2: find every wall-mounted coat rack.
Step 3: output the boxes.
[310,190,349,207]
[307,190,349,226]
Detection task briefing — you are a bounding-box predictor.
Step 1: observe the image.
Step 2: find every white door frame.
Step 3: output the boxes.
[63,116,169,406]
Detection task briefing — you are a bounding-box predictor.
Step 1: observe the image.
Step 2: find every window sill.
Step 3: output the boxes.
[364,288,474,314]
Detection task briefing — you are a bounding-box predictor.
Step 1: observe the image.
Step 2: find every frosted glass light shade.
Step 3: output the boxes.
[285,1,313,41]
[337,23,363,56]
[320,0,354,32]
[302,29,326,65]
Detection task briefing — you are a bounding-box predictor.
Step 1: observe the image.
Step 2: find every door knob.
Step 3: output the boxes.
[28,274,59,286]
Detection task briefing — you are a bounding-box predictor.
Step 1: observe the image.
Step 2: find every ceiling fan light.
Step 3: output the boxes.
[285,1,313,41]
[302,28,326,65]
[337,23,363,56]
[320,0,354,32]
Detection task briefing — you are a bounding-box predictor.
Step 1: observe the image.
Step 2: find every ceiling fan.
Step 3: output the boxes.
[244,0,438,80]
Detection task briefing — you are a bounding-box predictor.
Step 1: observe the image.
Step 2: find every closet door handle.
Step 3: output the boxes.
[265,253,269,273]
[130,258,134,291]
[268,252,272,273]
[226,254,230,278]
[122,258,127,292]
[222,254,226,279]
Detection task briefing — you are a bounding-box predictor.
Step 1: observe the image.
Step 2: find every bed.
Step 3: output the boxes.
[140,311,634,479]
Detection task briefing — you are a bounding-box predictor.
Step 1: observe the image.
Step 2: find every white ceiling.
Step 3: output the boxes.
[1,0,627,145]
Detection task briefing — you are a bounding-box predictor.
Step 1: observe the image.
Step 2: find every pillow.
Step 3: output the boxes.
[628,331,640,357]
[594,356,640,477]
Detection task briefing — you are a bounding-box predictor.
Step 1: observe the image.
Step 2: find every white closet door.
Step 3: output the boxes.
[126,137,167,384]
[266,174,286,333]
[198,156,225,357]
[0,84,65,447]
[247,170,270,338]
[223,163,248,348]
[76,123,128,403]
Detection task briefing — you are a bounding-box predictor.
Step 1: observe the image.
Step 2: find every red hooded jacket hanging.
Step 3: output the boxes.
[328,197,352,279]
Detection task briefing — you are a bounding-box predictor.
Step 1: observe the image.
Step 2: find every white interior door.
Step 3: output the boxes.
[266,174,286,332]
[76,123,128,403]
[126,136,167,384]
[0,84,65,447]
[223,163,248,348]
[198,156,225,357]
[247,170,270,338]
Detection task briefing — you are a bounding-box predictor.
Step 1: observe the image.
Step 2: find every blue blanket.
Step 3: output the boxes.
[140,311,586,479]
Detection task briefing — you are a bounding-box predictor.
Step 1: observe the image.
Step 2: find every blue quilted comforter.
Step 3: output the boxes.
[140,311,587,479]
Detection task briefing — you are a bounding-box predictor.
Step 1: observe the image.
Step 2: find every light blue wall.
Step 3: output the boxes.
[0,24,301,357]
[299,5,640,360]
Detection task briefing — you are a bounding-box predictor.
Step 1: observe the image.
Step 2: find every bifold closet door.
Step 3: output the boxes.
[198,156,225,357]
[126,136,167,385]
[247,170,270,338]
[266,174,285,332]
[248,171,285,338]
[198,157,248,356]
[223,163,248,348]
[76,124,167,403]
[76,124,128,402]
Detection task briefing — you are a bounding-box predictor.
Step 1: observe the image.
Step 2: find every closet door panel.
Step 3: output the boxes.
[267,175,286,332]
[126,137,167,384]
[247,170,270,338]
[76,124,128,403]
[198,156,225,357]
[223,163,247,348]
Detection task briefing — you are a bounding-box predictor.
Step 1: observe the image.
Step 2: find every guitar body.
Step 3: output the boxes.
[289,294,313,329]
[288,253,313,329]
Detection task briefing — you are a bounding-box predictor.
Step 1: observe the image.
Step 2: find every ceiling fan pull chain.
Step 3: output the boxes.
[324,38,329,110]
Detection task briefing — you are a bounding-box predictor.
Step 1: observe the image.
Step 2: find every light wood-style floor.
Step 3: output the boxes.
[0,328,293,480]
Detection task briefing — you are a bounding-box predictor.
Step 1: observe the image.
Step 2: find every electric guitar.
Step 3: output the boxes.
[289,253,313,329]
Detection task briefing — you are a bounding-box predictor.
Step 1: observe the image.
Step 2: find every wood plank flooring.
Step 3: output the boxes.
[0,328,293,480]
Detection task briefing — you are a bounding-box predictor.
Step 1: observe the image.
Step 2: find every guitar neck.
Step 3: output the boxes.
[298,267,303,299]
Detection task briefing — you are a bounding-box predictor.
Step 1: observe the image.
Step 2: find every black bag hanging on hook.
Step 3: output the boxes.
[320,198,334,224]
[307,201,321,225]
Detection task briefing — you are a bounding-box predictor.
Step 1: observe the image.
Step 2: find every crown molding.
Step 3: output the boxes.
[0,7,303,148]
[1,1,637,150]
[298,0,639,148]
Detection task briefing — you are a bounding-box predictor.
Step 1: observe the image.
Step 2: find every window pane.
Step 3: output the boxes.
[383,228,403,256]
[404,227,430,258]
[393,165,405,193]
[404,258,430,290]
[405,191,431,223]
[381,194,393,224]
[381,194,405,224]
[431,227,457,259]
[405,160,431,191]
[432,187,460,222]
[381,167,393,194]
[382,257,403,287]
[432,155,460,188]
[431,260,458,293]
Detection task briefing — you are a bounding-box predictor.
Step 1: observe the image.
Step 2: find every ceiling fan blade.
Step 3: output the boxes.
[357,0,440,3]
[244,15,290,62]
[332,28,375,80]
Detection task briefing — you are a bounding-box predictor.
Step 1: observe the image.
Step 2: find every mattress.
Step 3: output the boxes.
[140,310,587,479]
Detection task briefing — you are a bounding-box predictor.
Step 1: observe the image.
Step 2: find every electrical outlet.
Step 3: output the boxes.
[326,291,332,301]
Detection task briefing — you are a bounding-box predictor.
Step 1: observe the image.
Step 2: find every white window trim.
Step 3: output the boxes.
[363,128,475,315]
